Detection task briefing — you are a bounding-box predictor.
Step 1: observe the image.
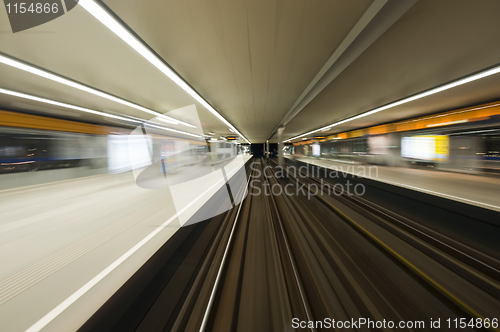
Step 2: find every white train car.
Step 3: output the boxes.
[209,141,237,164]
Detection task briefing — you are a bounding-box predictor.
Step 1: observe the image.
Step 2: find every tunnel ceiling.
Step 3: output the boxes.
[282,0,500,141]
[102,0,374,143]
[0,0,499,142]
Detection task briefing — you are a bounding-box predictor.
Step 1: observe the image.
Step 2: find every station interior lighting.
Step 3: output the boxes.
[79,0,251,144]
[0,87,140,124]
[284,63,500,142]
[0,54,193,127]
[0,87,201,138]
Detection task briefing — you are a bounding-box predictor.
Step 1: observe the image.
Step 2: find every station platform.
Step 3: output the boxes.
[0,155,251,332]
[77,157,500,332]
[289,156,500,212]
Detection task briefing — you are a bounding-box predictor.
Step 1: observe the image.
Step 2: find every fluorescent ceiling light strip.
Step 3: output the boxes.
[79,0,250,144]
[0,87,141,123]
[0,54,195,127]
[284,64,500,142]
[396,102,500,125]
[145,123,201,138]
[450,129,500,136]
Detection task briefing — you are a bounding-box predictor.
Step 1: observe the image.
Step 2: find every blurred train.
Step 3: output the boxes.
[208,141,239,164]
[0,110,109,174]
[0,109,240,175]
[290,101,500,174]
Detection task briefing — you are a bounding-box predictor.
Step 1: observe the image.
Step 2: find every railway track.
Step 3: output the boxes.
[80,157,500,332]
[284,158,500,299]
[264,157,500,331]
[193,158,312,332]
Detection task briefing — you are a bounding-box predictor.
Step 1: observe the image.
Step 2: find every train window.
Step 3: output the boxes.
[0,145,23,158]
[0,133,84,174]
[484,136,500,157]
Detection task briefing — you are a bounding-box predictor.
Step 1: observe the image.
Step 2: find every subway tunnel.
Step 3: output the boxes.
[0,0,500,331]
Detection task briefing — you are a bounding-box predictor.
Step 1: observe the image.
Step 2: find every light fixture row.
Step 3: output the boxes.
[284,63,500,142]
[0,86,201,138]
[79,0,251,144]
[0,0,250,142]
[0,54,195,127]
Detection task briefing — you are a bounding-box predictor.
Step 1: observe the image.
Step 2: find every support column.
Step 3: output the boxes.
[266,140,269,158]
[277,127,284,167]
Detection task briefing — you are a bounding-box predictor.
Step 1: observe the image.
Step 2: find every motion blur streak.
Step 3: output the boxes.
[0,54,187,126]
[0,105,249,332]
[24,160,245,332]
[78,0,251,143]
[0,87,140,124]
[285,65,500,142]
[288,100,500,181]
